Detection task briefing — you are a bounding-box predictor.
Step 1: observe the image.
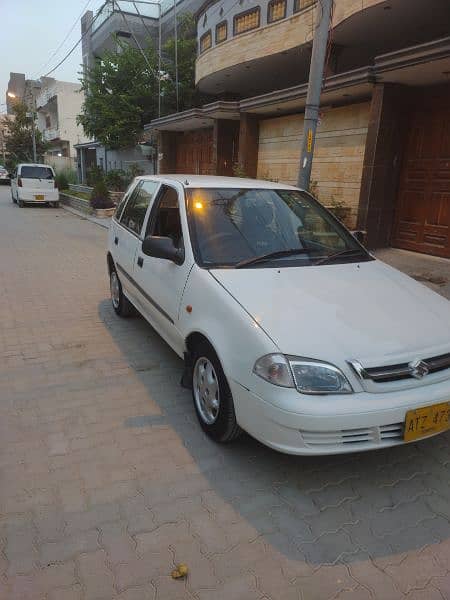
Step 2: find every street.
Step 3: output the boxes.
[1,184,450,600]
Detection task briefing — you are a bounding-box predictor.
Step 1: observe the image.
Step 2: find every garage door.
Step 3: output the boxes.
[175,129,213,175]
[392,91,450,257]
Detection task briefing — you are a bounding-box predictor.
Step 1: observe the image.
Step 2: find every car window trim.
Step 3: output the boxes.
[114,180,142,226]
[145,184,185,253]
[140,181,162,237]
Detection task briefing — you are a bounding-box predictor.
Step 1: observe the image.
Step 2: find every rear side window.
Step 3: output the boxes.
[120,180,159,236]
[20,166,54,179]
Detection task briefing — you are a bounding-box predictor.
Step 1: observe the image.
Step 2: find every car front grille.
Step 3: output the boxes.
[300,422,404,448]
[350,353,450,384]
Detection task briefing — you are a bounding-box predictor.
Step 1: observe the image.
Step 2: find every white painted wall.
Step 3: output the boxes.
[36,78,90,158]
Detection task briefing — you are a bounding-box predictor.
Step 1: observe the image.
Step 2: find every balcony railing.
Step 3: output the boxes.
[43,128,60,142]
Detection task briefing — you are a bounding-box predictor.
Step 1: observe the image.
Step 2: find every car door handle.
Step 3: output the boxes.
[114,236,119,246]
[137,256,144,268]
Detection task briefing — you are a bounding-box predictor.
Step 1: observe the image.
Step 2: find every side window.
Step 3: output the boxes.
[120,180,159,236]
[115,181,140,220]
[146,185,183,248]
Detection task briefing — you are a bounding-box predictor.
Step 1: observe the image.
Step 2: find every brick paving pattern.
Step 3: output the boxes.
[0,186,450,599]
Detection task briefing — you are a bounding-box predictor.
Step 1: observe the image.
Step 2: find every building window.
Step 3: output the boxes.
[294,0,315,12]
[200,30,212,53]
[268,0,286,23]
[215,21,227,44]
[45,116,51,128]
[234,7,260,36]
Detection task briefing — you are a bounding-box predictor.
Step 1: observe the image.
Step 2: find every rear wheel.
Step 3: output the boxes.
[191,341,242,443]
[110,268,133,317]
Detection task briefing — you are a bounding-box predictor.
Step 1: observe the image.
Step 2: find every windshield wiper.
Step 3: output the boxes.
[235,248,310,269]
[315,248,368,265]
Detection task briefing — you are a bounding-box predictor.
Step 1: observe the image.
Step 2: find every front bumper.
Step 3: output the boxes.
[230,378,450,455]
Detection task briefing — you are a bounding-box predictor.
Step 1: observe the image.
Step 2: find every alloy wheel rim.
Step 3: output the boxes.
[110,271,120,309]
[193,357,220,425]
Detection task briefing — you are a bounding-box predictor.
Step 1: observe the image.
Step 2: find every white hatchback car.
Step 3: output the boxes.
[11,163,59,207]
[107,175,450,455]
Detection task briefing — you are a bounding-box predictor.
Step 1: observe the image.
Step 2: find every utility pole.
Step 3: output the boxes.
[174,0,179,112]
[31,99,37,163]
[297,0,333,190]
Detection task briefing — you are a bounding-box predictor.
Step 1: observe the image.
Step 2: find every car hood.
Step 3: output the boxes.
[210,259,450,365]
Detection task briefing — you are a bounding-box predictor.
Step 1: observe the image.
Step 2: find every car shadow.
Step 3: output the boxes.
[98,298,450,567]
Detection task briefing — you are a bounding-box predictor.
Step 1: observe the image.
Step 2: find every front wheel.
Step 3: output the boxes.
[191,341,242,443]
[110,268,133,317]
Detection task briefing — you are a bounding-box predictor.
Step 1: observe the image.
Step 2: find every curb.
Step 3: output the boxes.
[61,203,111,230]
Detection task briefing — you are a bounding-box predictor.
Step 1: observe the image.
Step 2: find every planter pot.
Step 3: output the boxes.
[93,207,115,218]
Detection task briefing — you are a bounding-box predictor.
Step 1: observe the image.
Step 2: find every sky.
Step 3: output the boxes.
[0,0,107,111]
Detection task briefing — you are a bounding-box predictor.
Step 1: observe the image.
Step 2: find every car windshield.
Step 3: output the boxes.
[20,166,54,179]
[186,188,370,268]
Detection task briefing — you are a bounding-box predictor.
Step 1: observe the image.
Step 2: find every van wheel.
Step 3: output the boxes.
[18,199,25,208]
[191,340,242,443]
[110,268,133,317]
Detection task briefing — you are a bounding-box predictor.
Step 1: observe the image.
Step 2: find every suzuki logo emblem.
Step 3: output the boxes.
[409,359,430,379]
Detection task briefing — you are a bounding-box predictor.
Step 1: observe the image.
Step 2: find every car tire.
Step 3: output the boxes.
[18,199,25,208]
[191,340,242,443]
[110,267,133,317]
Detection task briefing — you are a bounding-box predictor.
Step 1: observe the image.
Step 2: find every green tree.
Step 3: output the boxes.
[2,101,47,170]
[161,13,202,114]
[77,38,159,150]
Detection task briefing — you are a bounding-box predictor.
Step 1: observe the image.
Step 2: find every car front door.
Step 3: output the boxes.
[133,184,193,355]
[113,180,158,304]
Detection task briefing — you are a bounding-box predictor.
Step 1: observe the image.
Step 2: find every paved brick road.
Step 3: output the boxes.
[1,186,450,600]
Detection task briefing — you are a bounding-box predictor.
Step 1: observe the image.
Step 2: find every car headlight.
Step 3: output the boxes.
[253,355,353,394]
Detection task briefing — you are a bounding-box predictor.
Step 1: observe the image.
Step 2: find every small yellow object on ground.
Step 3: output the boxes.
[171,564,189,579]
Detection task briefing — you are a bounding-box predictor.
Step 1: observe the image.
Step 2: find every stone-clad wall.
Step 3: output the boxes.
[257,101,370,227]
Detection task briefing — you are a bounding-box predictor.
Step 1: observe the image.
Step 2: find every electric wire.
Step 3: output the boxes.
[43,2,108,77]
[34,0,94,78]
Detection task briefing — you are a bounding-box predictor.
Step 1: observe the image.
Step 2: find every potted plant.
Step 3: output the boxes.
[90,178,115,218]
[326,197,352,226]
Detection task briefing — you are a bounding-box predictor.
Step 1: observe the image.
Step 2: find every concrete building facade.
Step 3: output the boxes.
[149,0,450,258]
[35,77,89,159]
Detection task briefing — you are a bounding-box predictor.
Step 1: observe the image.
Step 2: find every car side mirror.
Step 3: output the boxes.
[142,235,184,265]
[352,230,367,245]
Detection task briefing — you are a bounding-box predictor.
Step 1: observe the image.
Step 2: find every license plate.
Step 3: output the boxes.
[404,401,450,442]
[35,194,45,200]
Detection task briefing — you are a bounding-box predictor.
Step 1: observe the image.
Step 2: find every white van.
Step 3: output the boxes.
[11,163,59,207]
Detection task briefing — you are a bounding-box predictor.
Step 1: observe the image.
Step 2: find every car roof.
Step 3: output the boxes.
[136,174,303,191]
[18,163,54,168]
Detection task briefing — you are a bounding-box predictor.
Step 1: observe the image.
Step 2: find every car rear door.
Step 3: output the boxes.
[113,180,160,305]
[20,165,55,197]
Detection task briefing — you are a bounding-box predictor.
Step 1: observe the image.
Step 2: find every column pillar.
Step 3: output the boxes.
[357,83,409,248]
[238,114,259,179]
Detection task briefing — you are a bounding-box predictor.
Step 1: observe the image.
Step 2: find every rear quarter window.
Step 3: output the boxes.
[20,166,54,179]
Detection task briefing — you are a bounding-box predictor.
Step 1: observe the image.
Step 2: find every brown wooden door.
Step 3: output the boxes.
[175,129,213,175]
[392,93,450,257]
